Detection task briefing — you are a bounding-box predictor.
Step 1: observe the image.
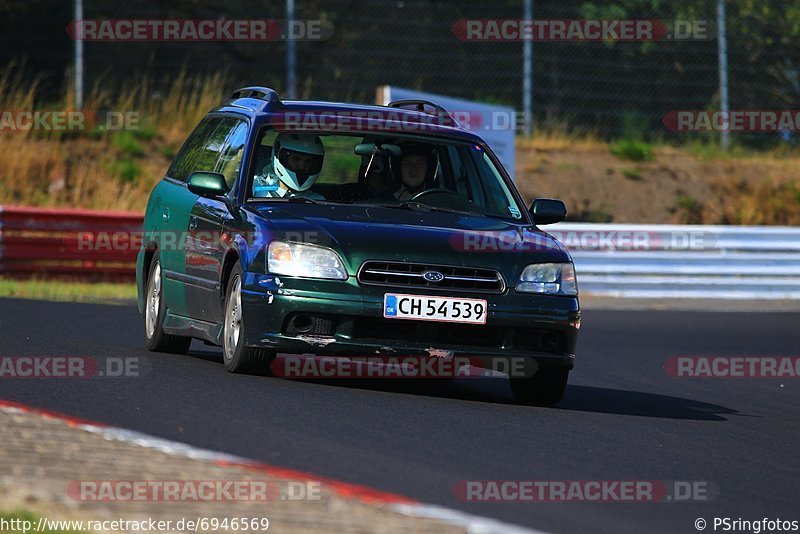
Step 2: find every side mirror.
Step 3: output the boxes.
[530,198,567,225]
[187,171,229,198]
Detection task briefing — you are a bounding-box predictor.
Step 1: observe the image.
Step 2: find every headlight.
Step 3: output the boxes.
[268,241,348,280]
[516,262,578,296]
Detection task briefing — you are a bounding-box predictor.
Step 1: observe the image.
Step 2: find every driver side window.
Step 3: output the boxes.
[215,121,249,190]
[167,117,221,182]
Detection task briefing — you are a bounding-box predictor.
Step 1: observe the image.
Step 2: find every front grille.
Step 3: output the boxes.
[358,261,505,294]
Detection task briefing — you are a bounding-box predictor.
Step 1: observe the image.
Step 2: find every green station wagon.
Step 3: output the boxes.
[136,86,580,405]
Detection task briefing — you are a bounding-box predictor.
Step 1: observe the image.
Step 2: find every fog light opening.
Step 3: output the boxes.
[291,315,314,334]
[540,332,560,351]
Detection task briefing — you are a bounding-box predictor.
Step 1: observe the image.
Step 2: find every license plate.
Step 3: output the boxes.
[383,294,488,325]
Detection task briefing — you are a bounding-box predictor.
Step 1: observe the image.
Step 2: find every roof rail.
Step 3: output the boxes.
[388,99,448,115]
[231,86,281,102]
[387,99,461,128]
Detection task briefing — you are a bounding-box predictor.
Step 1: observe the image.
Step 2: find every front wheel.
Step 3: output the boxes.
[144,253,191,354]
[510,369,569,406]
[222,261,274,374]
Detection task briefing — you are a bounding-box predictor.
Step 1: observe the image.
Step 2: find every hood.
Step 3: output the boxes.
[246,202,570,278]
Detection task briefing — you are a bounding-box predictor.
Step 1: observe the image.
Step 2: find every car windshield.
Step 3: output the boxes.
[247,130,525,221]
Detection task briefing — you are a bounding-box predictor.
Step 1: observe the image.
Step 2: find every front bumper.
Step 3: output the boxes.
[240,271,580,372]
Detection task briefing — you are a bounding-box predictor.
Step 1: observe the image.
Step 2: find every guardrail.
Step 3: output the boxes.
[0,205,142,278]
[1,206,798,299]
[549,223,800,299]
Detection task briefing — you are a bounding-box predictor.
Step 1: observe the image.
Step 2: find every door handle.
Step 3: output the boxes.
[189,216,198,230]
[162,208,170,222]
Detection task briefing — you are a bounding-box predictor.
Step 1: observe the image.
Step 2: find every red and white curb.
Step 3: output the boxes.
[0,400,543,534]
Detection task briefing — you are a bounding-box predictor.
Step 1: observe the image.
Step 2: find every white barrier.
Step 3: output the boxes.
[548,223,800,299]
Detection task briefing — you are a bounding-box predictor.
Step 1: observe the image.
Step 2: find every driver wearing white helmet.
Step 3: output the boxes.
[253,133,325,199]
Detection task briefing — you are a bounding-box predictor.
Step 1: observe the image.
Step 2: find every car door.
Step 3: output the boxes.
[185,117,249,323]
[156,116,222,317]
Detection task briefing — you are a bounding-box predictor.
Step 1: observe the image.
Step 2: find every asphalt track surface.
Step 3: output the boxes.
[1,298,798,533]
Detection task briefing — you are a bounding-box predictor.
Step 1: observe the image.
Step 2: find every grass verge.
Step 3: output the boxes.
[0,278,136,304]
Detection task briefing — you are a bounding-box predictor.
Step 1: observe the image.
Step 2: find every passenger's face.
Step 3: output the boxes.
[401,154,427,188]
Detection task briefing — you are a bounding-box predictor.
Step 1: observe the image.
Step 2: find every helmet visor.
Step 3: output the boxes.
[278,148,324,177]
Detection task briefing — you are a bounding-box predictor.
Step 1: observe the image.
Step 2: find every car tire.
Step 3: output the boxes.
[510,369,569,406]
[144,253,192,354]
[222,260,275,374]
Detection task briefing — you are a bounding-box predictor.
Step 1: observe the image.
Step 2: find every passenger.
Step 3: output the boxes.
[394,143,434,201]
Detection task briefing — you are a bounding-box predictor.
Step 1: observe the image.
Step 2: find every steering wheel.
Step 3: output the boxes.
[409,188,477,212]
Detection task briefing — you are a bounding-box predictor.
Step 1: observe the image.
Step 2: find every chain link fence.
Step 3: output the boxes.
[1,0,798,144]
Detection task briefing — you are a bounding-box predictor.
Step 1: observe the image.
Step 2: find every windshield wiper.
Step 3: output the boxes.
[367,201,478,217]
[286,196,323,204]
[371,200,431,211]
[364,201,432,211]
[249,196,325,204]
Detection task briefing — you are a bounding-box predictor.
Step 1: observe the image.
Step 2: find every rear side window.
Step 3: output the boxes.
[167,117,221,182]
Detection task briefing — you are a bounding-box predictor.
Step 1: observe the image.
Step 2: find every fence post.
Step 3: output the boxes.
[522,0,534,137]
[286,0,297,99]
[73,0,84,110]
[717,0,730,150]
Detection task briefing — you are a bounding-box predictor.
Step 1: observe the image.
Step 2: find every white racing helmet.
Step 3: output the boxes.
[272,133,325,192]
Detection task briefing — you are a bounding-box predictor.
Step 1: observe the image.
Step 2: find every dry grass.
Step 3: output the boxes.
[706,174,800,225]
[519,125,605,153]
[0,64,227,210]
[516,140,800,224]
